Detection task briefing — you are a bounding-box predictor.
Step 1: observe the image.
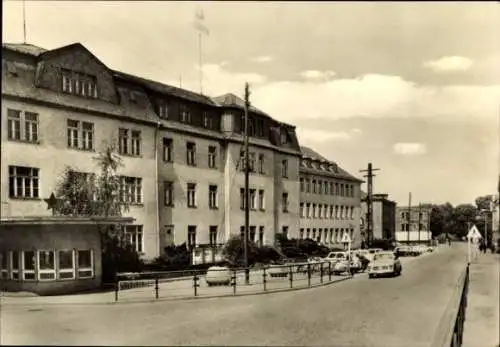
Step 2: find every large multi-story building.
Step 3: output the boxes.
[298,146,363,249]
[1,42,302,261]
[395,205,432,244]
[360,193,396,241]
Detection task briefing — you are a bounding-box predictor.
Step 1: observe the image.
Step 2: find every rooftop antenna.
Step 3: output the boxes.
[22,0,27,43]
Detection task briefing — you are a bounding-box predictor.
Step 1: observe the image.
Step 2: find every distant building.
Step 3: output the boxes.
[361,193,396,241]
[395,205,432,244]
[298,146,363,249]
[492,192,499,246]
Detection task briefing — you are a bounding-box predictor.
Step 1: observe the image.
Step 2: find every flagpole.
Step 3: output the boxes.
[22,0,27,43]
[198,31,203,95]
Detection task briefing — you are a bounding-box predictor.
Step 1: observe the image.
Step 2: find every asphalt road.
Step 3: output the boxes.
[0,244,468,347]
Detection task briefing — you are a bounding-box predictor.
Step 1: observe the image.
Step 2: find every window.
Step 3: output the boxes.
[330,182,334,196]
[61,69,98,98]
[324,204,328,218]
[240,188,246,210]
[281,159,288,178]
[318,204,323,219]
[249,152,256,172]
[209,226,218,246]
[306,228,311,239]
[180,105,191,123]
[186,142,196,166]
[187,226,197,248]
[300,178,304,192]
[58,250,75,280]
[209,185,218,209]
[0,253,7,279]
[350,229,354,242]
[203,112,213,129]
[335,229,340,243]
[299,228,304,240]
[67,119,94,150]
[330,205,334,219]
[240,226,245,240]
[157,102,169,119]
[317,229,322,243]
[24,112,39,143]
[258,226,264,246]
[312,229,316,240]
[187,183,197,208]
[350,206,354,219]
[208,146,217,168]
[119,128,129,155]
[119,176,142,204]
[164,181,174,206]
[67,119,79,148]
[318,180,323,194]
[249,189,256,210]
[82,122,94,150]
[131,130,141,156]
[324,181,329,195]
[335,205,339,219]
[312,180,317,193]
[306,203,311,218]
[10,251,19,280]
[340,206,344,219]
[312,204,317,219]
[329,229,334,243]
[258,189,265,210]
[280,128,288,144]
[7,109,21,141]
[37,250,55,281]
[300,203,304,218]
[9,166,39,199]
[282,226,289,239]
[77,250,94,278]
[256,119,264,137]
[249,226,256,242]
[258,154,265,174]
[340,184,345,196]
[282,192,289,213]
[126,225,143,253]
[335,183,339,195]
[163,138,173,162]
[22,251,36,280]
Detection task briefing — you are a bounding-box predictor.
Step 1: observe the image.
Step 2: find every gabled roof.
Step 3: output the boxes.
[300,145,363,182]
[113,70,217,106]
[212,93,267,115]
[38,42,111,71]
[2,43,48,56]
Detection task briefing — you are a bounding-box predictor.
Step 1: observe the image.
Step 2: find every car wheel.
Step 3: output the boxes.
[207,283,213,287]
[368,274,374,279]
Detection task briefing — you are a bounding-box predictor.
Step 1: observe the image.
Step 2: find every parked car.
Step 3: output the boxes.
[268,263,290,278]
[368,251,402,278]
[328,252,361,275]
[395,245,417,257]
[205,266,231,286]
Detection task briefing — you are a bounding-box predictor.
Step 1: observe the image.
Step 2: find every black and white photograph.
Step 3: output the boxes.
[1,1,499,346]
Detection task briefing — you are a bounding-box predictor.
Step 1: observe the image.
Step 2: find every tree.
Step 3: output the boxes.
[429,203,454,237]
[55,144,143,282]
[452,204,478,238]
[475,195,494,211]
[221,235,260,266]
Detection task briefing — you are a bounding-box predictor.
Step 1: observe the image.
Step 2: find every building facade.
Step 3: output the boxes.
[298,146,363,249]
[360,193,396,240]
[395,205,432,244]
[1,42,301,264]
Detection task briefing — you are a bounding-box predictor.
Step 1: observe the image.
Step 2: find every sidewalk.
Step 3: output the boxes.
[463,252,500,347]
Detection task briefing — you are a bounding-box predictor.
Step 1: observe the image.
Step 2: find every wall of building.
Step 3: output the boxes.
[1,98,160,259]
[395,206,431,235]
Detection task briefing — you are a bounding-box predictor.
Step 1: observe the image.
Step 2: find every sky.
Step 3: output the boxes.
[3,1,500,206]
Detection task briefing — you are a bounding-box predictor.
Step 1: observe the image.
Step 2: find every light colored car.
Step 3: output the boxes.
[329,252,361,275]
[205,266,231,286]
[268,263,290,277]
[368,252,402,278]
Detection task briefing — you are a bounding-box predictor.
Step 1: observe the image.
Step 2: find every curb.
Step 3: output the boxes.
[1,275,354,307]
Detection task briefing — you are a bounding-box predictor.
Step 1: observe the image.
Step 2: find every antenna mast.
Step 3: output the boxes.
[22,0,27,43]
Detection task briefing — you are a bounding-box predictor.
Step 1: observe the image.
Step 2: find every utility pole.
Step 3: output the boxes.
[243,82,250,285]
[407,193,412,244]
[359,163,380,247]
[418,202,422,243]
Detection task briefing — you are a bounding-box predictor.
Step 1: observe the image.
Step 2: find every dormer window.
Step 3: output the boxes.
[203,111,213,129]
[130,91,138,103]
[61,69,97,98]
[280,128,288,144]
[157,102,168,120]
[180,105,191,124]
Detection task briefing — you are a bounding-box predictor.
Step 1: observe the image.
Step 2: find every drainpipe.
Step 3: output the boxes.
[155,121,161,258]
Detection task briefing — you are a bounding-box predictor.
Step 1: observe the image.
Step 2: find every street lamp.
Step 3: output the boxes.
[477,208,490,247]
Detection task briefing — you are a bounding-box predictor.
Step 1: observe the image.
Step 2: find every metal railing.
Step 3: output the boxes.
[113,260,355,302]
[431,263,470,347]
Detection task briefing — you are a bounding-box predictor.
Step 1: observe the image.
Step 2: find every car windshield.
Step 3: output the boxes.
[373,253,394,261]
